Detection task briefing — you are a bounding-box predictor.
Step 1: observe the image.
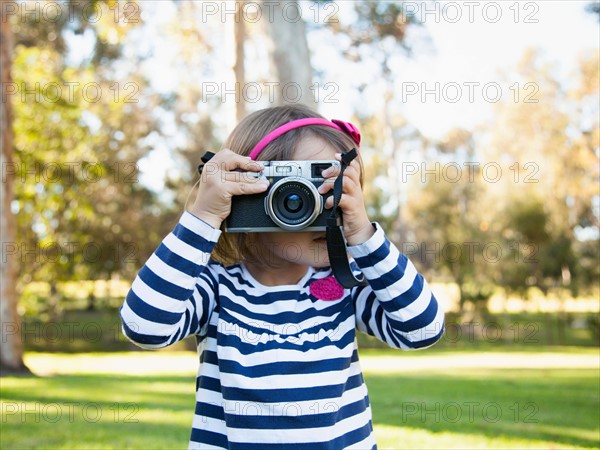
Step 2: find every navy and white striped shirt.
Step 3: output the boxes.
[120,211,444,449]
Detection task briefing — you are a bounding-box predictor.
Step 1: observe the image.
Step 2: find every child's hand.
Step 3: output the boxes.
[189,149,269,229]
[317,153,375,246]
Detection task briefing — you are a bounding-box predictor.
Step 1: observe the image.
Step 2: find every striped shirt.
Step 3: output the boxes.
[120,211,444,449]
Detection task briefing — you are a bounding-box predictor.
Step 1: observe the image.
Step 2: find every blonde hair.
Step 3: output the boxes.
[204,105,361,267]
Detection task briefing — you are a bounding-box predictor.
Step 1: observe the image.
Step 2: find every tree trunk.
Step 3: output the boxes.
[1,17,29,374]
[265,0,316,107]
[234,0,247,121]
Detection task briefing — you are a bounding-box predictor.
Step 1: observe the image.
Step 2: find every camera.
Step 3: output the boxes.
[224,160,341,232]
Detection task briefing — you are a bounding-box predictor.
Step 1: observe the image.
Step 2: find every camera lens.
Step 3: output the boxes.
[275,184,312,222]
[266,178,322,231]
[284,194,303,213]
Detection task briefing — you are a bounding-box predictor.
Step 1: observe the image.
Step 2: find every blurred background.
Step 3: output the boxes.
[1,1,598,449]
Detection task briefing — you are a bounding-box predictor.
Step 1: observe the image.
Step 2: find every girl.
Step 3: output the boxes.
[120,105,444,449]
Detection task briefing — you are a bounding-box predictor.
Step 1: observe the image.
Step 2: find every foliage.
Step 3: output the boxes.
[586,1,600,21]
[327,0,419,50]
[10,1,179,305]
[401,50,599,311]
[485,50,599,297]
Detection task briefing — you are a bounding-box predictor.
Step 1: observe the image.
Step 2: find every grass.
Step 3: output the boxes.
[1,350,598,449]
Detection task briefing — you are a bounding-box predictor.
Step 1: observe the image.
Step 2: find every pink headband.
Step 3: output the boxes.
[248,118,361,160]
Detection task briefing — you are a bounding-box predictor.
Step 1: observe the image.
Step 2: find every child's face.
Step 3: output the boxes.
[254,136,338,269]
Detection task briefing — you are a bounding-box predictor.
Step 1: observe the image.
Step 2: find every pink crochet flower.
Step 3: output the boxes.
[310,276,344,301]
[332,120,361,146]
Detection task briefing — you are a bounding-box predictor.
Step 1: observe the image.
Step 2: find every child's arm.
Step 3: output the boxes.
[318,153,443,349]
[121,150,267,349]
[348,223,445,350]
[119,211,221,349]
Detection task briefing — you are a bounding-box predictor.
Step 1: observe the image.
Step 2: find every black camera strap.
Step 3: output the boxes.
[326,148,367,289]
[197,151,216,175]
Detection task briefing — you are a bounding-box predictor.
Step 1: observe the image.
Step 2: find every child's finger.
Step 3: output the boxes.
[219,149,264,172]
[318,173,359,195]
[238,158,264,173]
[340,176,360,194]
[324,193,360,210]
[226,178,270,196]
[318,164,345,195]
[317,178,334,195]
[340,159,361,182]
[223,171,264,184]
[321,164,341,178]
[321,158,361,184]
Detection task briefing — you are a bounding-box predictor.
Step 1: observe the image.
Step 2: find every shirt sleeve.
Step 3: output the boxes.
[348,223,445,350]
[119,211,222,349]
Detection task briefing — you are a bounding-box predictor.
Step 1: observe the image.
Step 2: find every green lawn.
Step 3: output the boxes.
[1,350,598,449]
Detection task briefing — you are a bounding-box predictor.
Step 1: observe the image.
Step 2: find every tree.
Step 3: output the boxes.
[266,0,316,106]
[234,0,247,121]
[404,129,494,313]
[1,14,29,373]
[7,1,175,328]
[323,1,422,242]
[484,49,599,296]
[10,1,158,297]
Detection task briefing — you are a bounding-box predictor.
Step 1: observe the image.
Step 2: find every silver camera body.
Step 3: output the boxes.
[224,160,341,232]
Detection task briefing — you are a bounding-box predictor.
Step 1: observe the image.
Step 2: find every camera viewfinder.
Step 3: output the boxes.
[312,163,332,178]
